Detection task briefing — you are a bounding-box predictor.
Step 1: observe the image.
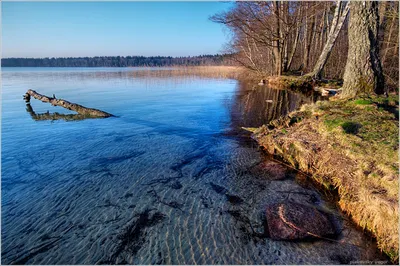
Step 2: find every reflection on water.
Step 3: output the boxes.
[229,81,322,136]
[2,68,387,264]
[25,104,102,122]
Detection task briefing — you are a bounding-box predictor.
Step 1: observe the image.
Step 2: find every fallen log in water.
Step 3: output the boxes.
[24,90,114,118]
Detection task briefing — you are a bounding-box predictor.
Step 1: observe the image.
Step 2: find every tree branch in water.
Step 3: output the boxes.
[24,89,114,118]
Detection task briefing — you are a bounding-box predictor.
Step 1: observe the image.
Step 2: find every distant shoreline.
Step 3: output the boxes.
[1,55,234,68]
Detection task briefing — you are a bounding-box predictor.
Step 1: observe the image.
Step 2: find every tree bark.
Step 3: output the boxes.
[287,24,300,71]
[341,1,385,98]
[273,1,282,75]
[308,1,350,79]
[318,6,327,52]
[25,90,114,118]
[302,3,315,73]
[281,1,289,73]
[302,5,309,72]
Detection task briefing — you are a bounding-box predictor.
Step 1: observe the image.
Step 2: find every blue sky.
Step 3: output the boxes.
[2,1,233,58]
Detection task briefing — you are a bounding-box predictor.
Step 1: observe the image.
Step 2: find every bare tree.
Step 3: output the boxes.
[379,1,399,90]
[307,1,350,79]
[211,0,397,89]
[211,1,301,76]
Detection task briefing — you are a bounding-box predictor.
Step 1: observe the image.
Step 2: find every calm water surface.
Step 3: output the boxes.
[1,68,387,264]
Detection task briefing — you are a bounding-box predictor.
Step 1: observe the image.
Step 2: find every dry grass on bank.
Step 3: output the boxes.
[127,66,245,80]
[264,75,314,91]
[252,95,399,261]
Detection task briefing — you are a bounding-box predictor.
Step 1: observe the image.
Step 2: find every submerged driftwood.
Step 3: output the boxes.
[24,90,114,118]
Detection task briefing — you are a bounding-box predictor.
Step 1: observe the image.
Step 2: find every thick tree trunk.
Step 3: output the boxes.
[308,1,350,79]
[25,90,114,118]
[341,1,385,98]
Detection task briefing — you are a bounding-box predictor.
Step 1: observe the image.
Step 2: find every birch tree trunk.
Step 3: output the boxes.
[303,3,315,72]
[287,24,300,70]
[302,5,309,72]
[281,1,289,73]
[308,1,350,79]
[273,1,282,75]
[341,1,385,98]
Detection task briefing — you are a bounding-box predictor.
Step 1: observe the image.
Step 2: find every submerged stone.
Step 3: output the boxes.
[251,161,287,180]
[266,202,338,240]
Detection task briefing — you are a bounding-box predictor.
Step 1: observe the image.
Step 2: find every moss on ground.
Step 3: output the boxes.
[252,94,399,262]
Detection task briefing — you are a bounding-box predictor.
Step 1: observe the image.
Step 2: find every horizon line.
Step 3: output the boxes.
[2,54,231,60]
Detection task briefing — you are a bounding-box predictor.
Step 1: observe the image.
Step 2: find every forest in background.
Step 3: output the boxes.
[1,54,234,68]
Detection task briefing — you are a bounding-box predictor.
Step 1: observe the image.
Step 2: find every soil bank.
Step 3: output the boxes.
[248,94,399,261]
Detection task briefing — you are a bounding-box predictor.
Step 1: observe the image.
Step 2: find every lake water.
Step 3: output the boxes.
[1,68,387,264]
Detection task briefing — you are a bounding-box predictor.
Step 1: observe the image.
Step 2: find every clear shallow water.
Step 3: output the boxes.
[1,68,387,264]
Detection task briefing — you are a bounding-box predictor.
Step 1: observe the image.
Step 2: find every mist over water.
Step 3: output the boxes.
[1,68,386,264]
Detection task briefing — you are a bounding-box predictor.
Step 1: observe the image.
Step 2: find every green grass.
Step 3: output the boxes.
[319,97,398,148]
[353,99,374,105]
[323,119,344,131]
[323,118,362,134]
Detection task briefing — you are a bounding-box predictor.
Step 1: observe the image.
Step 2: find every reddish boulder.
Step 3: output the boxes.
[266,202,337,240]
